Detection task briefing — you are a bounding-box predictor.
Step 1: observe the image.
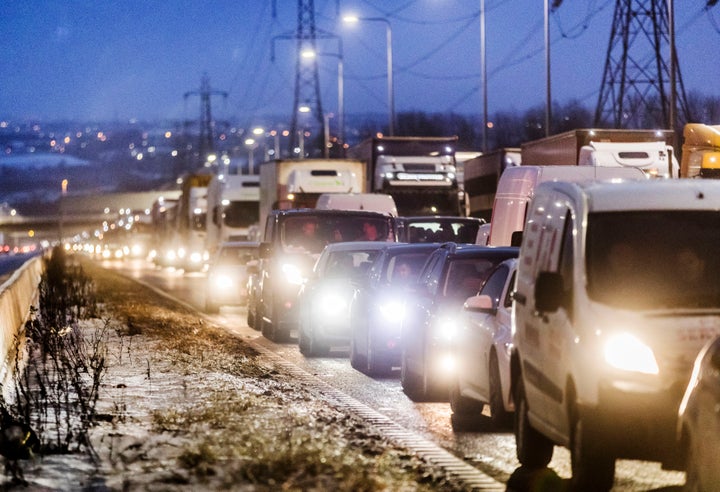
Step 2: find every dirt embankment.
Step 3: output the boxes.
[8,256,463,491]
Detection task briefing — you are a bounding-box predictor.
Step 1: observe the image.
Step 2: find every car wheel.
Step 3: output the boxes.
[205,300,219,314]
[514,376,554,468]
[488,354,512,430]
[683,432,700,492]
[449,380,485,432]
[401,350,427,401]
[349,333,366,371]
[366,333,392,376]
[570,402,615,491]
[298,311,329,357]
[246,306,256,329]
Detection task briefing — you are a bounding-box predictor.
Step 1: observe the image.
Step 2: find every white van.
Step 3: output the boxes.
[486,165,645,246]
[511,179,720,490]
[315,193,398,217]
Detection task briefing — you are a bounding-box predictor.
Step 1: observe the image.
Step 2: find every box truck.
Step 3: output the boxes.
[205,173,260,254]
[346,135,462,216]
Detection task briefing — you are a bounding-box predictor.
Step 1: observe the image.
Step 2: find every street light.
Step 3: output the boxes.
[244,138,257,174]
[301,44,345,151]
[343,14,394,136]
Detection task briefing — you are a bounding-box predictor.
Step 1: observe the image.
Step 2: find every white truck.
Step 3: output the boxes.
[521,128,678,178]
[175,172,213,272]
[258,158,366,230]
[205,173,260,254]
[485,165,645,246]
[346,136,462,216]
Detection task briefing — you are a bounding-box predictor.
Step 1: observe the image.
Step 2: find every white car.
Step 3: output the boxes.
[297,241,387,357]
[450,258,516,431]
[678,335,720,492]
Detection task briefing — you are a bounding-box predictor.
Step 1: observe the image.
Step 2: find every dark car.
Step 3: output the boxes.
[395,216,485,244]
[400,243,519,401]
[349,242,441,376]
[252,209,397,342]
[297,241,388,357]
[678,335,720,491]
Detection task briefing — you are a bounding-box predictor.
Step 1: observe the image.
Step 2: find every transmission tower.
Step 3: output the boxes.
[288,0,325,155]
[594,0,692,130]
[184,74,228,169]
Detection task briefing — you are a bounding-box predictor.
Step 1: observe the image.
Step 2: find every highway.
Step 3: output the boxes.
[97,256,687,491]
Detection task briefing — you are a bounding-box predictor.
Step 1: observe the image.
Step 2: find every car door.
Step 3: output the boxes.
[464,263,511,397]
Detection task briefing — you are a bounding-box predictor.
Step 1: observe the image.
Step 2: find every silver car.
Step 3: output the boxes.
[450,258,517,431]
[678,335,720,491]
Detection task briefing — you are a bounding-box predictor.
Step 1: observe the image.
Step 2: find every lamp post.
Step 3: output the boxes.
[244,138,257,174]
[343,15,394,136]
[480,0,488,152]
[301,45,345,154]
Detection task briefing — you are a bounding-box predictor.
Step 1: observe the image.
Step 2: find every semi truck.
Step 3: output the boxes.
[520,128,678,178]
[175,171,213,271]
[345,135,462,216]
[258,158,366,230]
[681,123,720,178]
[462,148,521,221]
[205,173,260,254]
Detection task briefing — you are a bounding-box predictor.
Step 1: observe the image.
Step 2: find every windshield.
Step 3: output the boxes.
[586,211,720,310]
[280,215,394,254]
[402,220,479,243]
[224,202,260,228]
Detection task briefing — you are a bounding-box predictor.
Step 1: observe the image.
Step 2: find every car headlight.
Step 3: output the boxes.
[211,273,234,290]
[432,316,459,342]
[317,291,348,317]
[378,300,405,322]
[131,244,143,256]
[281,262,305,285]
[604,333,659,375]
[189,252,204,264]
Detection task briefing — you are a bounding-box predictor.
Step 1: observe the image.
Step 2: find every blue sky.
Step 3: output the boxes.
[2,0,718,127]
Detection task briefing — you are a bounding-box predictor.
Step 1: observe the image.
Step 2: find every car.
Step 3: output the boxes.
[349,242,441,376]
[678,335,720,492]
[205,241,259,313]
[253,209,397,342]
[450,258,517,431]
[400,243,519,401]
[297,241,388,356]
[395,216,484,244]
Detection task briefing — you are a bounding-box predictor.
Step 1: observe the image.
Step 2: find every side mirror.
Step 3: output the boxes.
[534,271,563,313]
[259,242,272,259]
[464,294,496,314]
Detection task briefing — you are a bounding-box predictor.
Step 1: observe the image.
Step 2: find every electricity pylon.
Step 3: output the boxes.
[594,0,692,130]
[184,74,228,169]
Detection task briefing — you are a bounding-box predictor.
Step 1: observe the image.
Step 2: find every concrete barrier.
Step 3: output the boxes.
[0,256,43,388]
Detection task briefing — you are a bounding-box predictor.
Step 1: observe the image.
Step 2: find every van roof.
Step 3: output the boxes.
[537,179,720,212]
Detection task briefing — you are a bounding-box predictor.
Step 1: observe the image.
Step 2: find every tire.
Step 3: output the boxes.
[569,403,615,492]
[349,334,366,371]
[401,350,427,401]
[366,349,392,377]
[298,311,329,357]
[488,354,512,430]
[683,434,700,492]
[449,380,485,432]
[514,376,554,468]
[246,307,256,329]
[205,301,219,314]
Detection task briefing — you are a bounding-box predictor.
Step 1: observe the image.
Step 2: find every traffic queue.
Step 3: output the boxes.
[232,178,720,491]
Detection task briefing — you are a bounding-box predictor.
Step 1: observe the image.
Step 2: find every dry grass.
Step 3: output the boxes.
[70,256,457,491]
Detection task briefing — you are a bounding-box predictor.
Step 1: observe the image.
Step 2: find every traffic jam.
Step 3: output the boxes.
[84,126,720,491]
